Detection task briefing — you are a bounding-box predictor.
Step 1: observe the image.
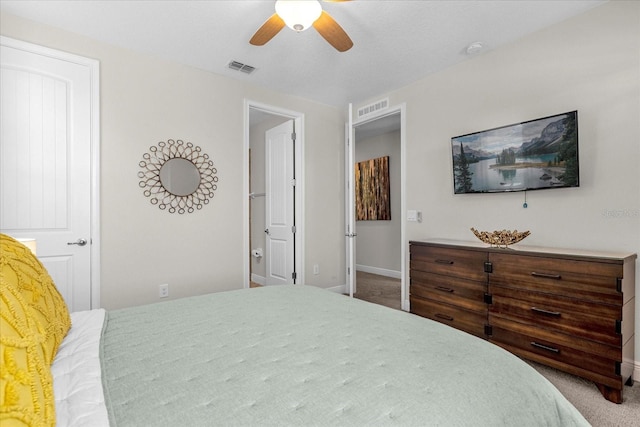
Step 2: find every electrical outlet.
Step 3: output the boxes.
[313,264,319,275]
[159,284,169,298]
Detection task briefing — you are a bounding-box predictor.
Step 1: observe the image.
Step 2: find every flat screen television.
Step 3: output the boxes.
[451,111,579,194]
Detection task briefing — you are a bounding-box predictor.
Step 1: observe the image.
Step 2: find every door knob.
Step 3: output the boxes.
[67,238,87,246]
[264,229,270,235]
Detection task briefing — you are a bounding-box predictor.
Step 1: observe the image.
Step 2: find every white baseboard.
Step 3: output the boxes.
[633,361,640,383]
[325,284,347,294]
[250,273,266,286]
[355,264,401,279]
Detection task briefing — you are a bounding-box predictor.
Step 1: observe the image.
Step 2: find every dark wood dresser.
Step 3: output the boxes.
[409,239,636,403]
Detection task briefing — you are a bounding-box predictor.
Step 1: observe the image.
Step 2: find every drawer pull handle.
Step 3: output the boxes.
[531,307,561,317]
[531,272,562,280]
[435,259,454,265]
[435,313,454,321]
[435,286,454,293]
[530,341,560,354]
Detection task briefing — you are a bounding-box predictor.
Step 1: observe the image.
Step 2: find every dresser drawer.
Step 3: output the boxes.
[411,270,486,312]
[410,296,486,338]
[489,317,620,380]
[488,253,623,305]
[490,329,622,391]
[411,245,487,281]
[490,286,622,347]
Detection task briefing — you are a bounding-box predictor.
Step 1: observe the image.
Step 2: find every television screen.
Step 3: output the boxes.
[452,111,579,194]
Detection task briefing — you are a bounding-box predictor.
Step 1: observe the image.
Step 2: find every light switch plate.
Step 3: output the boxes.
[407,210,422,222]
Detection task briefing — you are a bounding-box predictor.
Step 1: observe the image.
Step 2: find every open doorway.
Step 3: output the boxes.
[347,106,407,310]
[244,101,305,288]
[353,114,402,309]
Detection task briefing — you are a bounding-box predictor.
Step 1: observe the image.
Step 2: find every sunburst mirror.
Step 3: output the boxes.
[138,139,218,214]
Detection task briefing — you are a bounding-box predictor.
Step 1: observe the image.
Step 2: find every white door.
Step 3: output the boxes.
[265,120,295,285]
[345,104,356,297]
[0,37,99,311]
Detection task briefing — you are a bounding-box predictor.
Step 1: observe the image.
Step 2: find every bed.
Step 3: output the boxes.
[1,235,590,426]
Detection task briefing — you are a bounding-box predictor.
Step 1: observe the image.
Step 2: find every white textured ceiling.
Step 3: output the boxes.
[1,0,606,107]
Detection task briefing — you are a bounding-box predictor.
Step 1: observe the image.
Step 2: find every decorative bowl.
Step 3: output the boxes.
[470,227,530,248]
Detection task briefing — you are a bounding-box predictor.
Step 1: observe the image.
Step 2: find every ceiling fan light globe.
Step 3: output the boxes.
[275,0,322,32]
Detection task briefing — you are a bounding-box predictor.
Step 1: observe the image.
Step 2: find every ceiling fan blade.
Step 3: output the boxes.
[250,13,286,46]
[313,11,353,52]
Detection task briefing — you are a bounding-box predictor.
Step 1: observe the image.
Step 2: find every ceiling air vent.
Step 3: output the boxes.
[357,98,389,119]
[228,60,256,74]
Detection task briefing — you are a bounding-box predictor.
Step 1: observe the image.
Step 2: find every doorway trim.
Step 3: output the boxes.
[0,36,101,309]
[350,103,407,310]
[243,100,305,287]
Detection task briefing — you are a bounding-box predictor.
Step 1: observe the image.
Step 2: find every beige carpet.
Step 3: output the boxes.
[354,271,639,426]
[529,362,640,427]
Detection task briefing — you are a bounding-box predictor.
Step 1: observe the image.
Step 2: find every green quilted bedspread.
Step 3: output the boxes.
[100,285,589,426]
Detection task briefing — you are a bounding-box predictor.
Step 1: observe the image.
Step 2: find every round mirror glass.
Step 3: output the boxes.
[159,158,200,196]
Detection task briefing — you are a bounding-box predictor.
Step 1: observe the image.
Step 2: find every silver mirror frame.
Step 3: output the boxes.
[138,139,218,214]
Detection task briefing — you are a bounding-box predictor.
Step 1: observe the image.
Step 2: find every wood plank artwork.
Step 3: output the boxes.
[355,156,391,220]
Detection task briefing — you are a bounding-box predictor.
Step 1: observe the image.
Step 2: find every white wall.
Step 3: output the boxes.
[356,1,640,373]
[0,13,346,309]
[355,130,401,275]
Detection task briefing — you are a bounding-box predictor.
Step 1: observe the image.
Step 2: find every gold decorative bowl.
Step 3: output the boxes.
[470,228,530,248]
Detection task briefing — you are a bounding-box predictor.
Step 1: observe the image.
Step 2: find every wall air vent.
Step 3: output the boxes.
[228,60,256,74]
[357,98,389,119]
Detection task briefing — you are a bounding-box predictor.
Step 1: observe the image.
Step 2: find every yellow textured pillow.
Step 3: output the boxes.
[1,234,71,425]
[0,281,55,426]
[0,234,71,364]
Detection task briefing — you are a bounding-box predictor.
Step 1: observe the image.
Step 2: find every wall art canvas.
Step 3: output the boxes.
[452,111,579,194]
[355,156,391,220]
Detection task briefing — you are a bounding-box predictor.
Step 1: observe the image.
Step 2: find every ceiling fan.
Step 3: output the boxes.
[250,0,353,52]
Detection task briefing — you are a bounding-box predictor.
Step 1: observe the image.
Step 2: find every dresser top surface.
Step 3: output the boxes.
[410,238,637,262]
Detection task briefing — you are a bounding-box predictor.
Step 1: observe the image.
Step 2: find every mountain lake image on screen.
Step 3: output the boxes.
[452,111,579,194]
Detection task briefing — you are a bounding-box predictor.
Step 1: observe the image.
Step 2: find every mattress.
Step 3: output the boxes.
[89,285,589,426]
